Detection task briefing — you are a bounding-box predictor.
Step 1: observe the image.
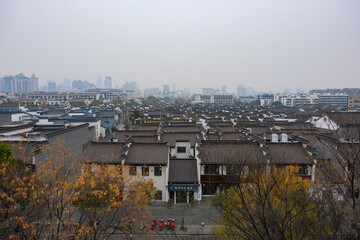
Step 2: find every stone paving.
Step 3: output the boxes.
[148,203,220,239]
[150,205,220,226]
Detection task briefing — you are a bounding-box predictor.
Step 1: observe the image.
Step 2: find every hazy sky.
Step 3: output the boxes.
[0,0,359,94]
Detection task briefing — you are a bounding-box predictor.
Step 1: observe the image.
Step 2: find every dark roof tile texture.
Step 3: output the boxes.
[267,143,313,165]
[131,135,159,143]
[169,159,198,183]
[115,130,157,141]
[200,141,266,164]
[222,132,247,140]
[161,132,203,147]
[163,126,200,133]
[125,143,168,165]
[83,142,124,164]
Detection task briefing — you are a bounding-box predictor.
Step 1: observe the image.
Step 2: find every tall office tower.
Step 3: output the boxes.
[0,73,39,94]
[221,85,227,94]
[0,75,14,94]
[172,82,176,92]
[237,84,247,97]
[183,88,190,96]
[30,74,39,92]
[122,81,138,90]
[63,78,72,92]
[203,88,213,95]
[0,77,4,92]
[163,84,170,93]
[47,81,57,92]
[104,76,112,89]
[97,76,102,89]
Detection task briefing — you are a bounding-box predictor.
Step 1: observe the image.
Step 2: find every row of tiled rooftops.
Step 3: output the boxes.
[83,140,312,166]
[83,112,343,166]
[83,139,313,185]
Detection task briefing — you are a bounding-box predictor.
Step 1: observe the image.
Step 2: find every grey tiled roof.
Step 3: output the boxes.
[115,130,157,141]
[169,159,198,183]
[83,142,124,164]
[200,141,266,164]
[163,126,200,133]
[161,132,203,147]
[131,135,159,143]
[267,143,313,165]
[125,143,168,165]
[221,132,247,140]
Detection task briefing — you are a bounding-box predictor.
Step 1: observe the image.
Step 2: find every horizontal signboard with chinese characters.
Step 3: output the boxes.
[169,185,198,191]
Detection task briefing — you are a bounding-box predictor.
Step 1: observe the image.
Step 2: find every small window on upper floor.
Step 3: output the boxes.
[142,166,149,176]
[155,166,162,176]
[205,165,219,174]
[177,147,186,153]
[297,166,308,175]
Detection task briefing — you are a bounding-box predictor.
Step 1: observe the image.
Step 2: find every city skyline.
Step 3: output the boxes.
[2,72,360,96]
[0,0,359,93]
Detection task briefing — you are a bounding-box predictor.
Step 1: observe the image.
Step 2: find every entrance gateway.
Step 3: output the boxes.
[169,185,198,204]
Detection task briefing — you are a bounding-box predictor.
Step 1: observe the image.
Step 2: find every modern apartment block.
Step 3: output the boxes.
[104,76,112,89]
[318,94,348,107]
[0,73,39,94]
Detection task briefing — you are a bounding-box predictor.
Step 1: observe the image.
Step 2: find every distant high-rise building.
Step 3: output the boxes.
[0,73,39,94]
[172,82,176,92]
[203,88,220,95]
[47,81,57,92]
[246,87,257,96]
[122,81,138,90]
[237,84,247,97]
[30,74,39,92]
[221,85,227,94]
[144,87,161,96]
[104,76,112,89]
[163,84,170,93]
[183,88,190,96]
[63,78,72,92]
[72,80,96,92]
[96,76,102,89]
[0,75,13,94]
[203,88,212,95]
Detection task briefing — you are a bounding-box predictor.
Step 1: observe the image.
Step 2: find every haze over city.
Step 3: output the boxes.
[0,0,359,93]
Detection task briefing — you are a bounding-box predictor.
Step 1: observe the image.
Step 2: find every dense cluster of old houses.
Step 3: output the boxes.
[0,102,359,205]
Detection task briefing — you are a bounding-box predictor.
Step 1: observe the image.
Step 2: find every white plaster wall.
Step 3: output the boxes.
[0,127,33,136]
[174,142,191,158]
[11,113,24,122]
[38,118,51,124]
[195,142,202,201]
[131,166,168,202]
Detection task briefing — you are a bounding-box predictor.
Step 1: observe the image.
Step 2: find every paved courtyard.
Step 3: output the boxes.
[151,204,220,226]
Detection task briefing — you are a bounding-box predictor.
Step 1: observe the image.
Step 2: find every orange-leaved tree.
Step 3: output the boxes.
[0,140,154,240]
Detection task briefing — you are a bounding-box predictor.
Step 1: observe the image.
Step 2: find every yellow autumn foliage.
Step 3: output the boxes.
[214,166,326,240]
[0,141,154,240]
